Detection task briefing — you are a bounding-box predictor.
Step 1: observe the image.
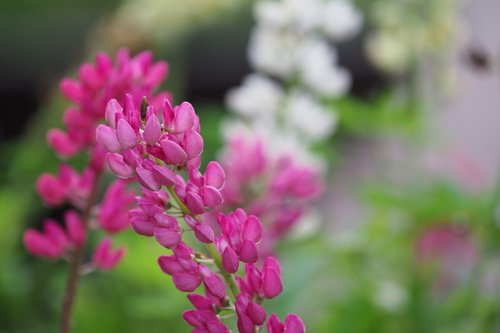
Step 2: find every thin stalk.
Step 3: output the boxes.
[60,172,102,333]
[167,186,240,300]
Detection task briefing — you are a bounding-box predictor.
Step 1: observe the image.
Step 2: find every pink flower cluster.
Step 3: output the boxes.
[220,136,323,253]
[97,94,306,332]
[24,50,169,272]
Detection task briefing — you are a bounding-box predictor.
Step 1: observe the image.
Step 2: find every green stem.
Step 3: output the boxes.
[60,171,102,333]
[167,186,240,300]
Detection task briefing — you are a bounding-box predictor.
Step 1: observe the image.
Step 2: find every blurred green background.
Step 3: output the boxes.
[2,0,500,332]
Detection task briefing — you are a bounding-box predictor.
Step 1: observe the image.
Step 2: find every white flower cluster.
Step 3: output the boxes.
[225,0,362,160]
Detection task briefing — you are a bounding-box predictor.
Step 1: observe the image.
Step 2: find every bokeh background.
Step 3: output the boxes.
[2,0,500,332]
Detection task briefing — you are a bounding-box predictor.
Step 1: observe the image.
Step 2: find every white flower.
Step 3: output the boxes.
[255,0,324,33]
[248,26,300,78]
[285,90,337,141]
[289,209,323,239]
[323,0,363,41]
[225,74,284,118]
[366,32,410,74]
[373,280,408,313]
[298,38,351,97]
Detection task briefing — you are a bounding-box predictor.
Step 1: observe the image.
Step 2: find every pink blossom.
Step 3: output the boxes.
[158,243,203,292]
[267,313,306,333]
[236,294,267,333]
[219,136,322,254]
[238,256,283,299]
[53,50,170,156]
[415,224,477,292]
[216,209,263,273]
[182,309,230,333]
[23,216,85,259]
[92,238,125,271]
[64,210,86,247]
[98,180,135,233]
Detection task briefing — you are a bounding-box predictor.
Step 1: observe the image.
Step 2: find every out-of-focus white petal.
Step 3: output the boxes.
[225,74,284,118]
[323,0,363,41]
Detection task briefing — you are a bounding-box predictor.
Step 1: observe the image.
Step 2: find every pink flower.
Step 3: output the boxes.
[238,257,283,299]
[216,209,263,273]
[64,210,86,247]
[54,49,170,156]
[158,243,203,292]
[236,294,267,333]
[415,224,477,292]
[182,309,230,333]
[98,180,135,233]
[267,313,306,333]
[92,238,125,271]
[23,216,85,259]
[219,136,322,254]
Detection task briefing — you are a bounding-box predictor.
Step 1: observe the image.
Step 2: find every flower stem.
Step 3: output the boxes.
[167,186,240,300]
[60,172,101,333]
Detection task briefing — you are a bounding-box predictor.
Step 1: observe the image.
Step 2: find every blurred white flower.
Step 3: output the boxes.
[366,32,410,74]
[286,90,337,141]
[255,0,324,33]
[323,0,363,41]
[298,38,351,97]
[248,26,300,78]
[289,209,323,239]
[225,74,284,118]
[373,280,408,313]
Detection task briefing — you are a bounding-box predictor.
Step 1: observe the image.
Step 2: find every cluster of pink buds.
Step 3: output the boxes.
[25,49,169,267]
[219,136,323,254]
[97,92,306,332]
[24,211,84,259]
[23,49,170,329]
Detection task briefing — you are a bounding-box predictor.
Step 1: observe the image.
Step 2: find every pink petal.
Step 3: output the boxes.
[143,114,162,145]
[59,78,82,101]
[239,240,258,263]
[204,162,225,189]
[173,272,202,292]
[136,165,161,191]
[262,267,283,299]
[243,215,262,243]
[106,153,134,179]
[263,256,282,275]
[79,63,102,89]
[284,314,305,333]
[158,255,183,275]
[116,119,137,150]
[105,99,123,128]
[130,217,155,236]
[36,173,66,206]
[186,191,205,214]
[145,61,168,87]
[174,101,195,133]
[47,129,79,157]
[95,52,112,75]
[222,246,239,273]
[202,186,223,208]
[237,314,255,333]
[160,139,188,165]
[193,224,215,244]
[154,227,181,249]
[151,164,176,187]
[247,301,266,325]
[203,273,226,299]
[267,314,284,333]
[44,220,68,249]
[187,294,214,311]
[96,125,121,153]
[64,210,85,246]
[184,130,204,159]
